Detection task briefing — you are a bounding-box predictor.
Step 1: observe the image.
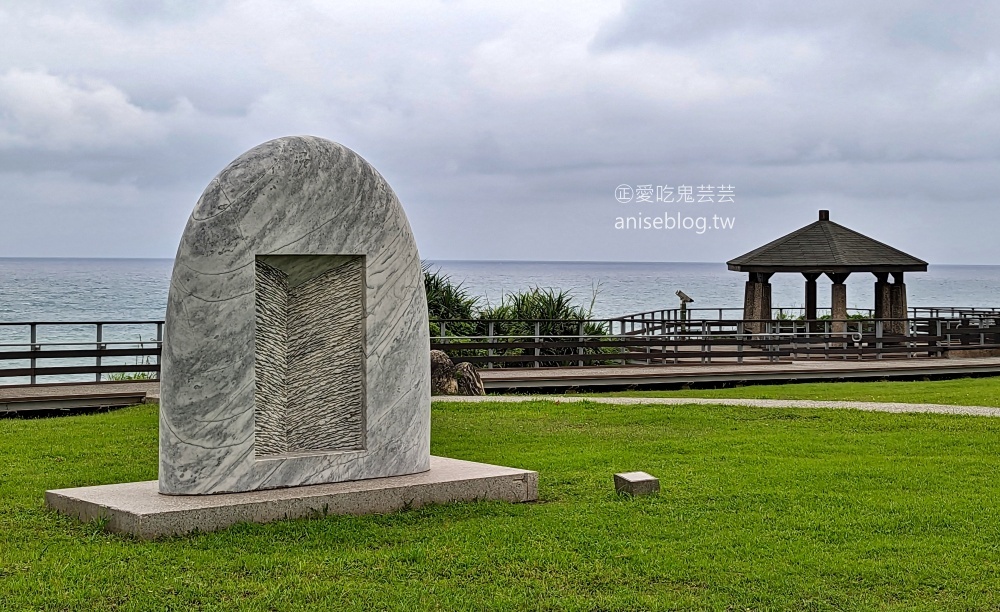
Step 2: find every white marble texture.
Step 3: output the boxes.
[159,136,430,495]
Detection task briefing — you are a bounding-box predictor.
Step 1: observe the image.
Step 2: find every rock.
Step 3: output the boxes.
[430,351,484,396]
[454,362,485,396]
[430,350,458,395]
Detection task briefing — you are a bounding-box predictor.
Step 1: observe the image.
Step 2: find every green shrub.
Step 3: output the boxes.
[423,263,615,367]
[423,264,479,339]
[423,264,478,321]
[476,287,615,367]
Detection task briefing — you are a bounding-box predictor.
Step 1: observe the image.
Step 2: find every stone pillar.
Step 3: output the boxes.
[889,271,907,335]
[743,278,760,329]
[762,279,772,325]
[803,273,820,327]
[874,273,891,321]
[742,272,773,334]
[827,273,850,335]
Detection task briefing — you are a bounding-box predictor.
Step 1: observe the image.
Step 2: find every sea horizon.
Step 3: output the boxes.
[0,259,997,334]
[1,256,999,267]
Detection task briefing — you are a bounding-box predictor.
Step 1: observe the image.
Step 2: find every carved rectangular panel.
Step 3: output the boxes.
[254,255,366,457]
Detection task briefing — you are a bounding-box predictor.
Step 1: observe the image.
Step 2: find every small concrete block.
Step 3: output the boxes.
[46,456,537,539]
[614,471,659,496]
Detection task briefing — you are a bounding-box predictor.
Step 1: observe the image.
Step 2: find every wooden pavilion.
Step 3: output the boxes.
[727,210,927,333]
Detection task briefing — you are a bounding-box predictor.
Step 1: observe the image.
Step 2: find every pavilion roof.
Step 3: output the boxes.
[727,211,927,274]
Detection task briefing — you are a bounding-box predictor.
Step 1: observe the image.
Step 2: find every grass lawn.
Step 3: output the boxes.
[3,399,1000,610]
[589,375,1000,407]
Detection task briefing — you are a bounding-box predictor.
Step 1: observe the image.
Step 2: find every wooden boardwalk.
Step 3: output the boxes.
[3,356,1000,410]
[478,356,1000,390]
[0,381,158,413]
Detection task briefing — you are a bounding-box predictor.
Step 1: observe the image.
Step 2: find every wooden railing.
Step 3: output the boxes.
[432,317,1000,369]
[0,321,162,385]
[3,312,999,385]
[612,306,1000,330]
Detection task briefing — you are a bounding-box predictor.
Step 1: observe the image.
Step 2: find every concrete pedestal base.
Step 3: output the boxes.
[46,456,537,539]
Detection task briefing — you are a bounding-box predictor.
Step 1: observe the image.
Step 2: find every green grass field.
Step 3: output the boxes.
[591,375,1000,407]
[3,394,1000,610]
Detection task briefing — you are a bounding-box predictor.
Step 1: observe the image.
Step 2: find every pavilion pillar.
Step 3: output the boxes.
[742,277,758,331]
[889,272,908,335]
[742,272,773,334]
[874,273,891,320]
[827,272,850,335]
[762,279,772,328]
[803,273,820,324]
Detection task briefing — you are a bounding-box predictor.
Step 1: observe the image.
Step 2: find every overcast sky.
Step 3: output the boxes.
[1,1,998,263]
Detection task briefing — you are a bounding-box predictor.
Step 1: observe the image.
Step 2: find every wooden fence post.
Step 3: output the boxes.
[95,323,104,382]
[534,322,540,368]
[488,321,494,369]
[29,323,38,385]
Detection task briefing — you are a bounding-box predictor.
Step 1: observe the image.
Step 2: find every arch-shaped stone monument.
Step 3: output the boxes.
[160,136,430,494]
[46,136,535,538]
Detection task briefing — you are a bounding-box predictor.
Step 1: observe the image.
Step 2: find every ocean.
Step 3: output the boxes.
[1,258,998,384]
[2,258,1000,322]
[428,260,1000,319]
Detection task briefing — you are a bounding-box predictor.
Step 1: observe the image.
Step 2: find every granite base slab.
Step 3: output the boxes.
[46,456,537,539]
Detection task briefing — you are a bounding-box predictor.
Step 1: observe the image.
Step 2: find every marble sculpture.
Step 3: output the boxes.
[159,136,430,495]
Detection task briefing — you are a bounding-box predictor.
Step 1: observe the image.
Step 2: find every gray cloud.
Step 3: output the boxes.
[0,1,997,263]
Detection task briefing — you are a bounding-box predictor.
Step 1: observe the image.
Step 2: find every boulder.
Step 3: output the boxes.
[430,350,458,395]
[454,362,485,396]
